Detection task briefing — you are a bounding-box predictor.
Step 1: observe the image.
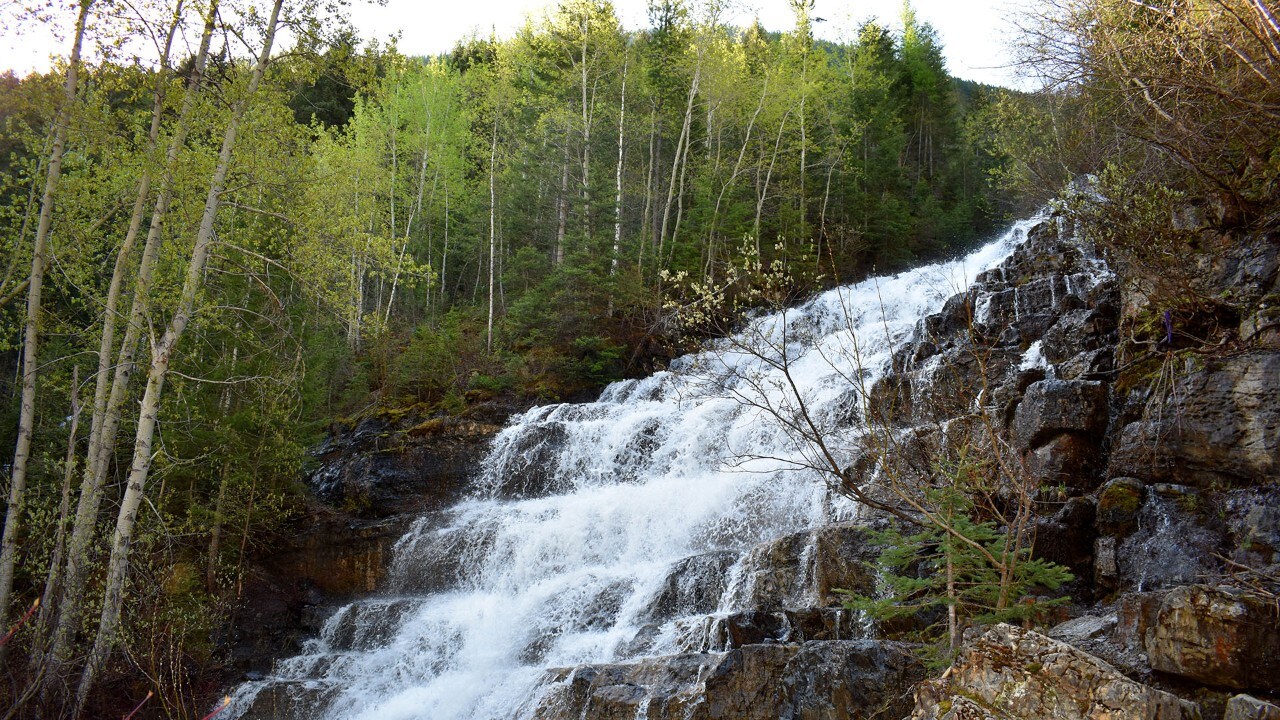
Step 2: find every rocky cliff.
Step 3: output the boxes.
[227,211,1279,719]
[874,213,1280,718]
[226,406,507,677]
[515,213,1280,719]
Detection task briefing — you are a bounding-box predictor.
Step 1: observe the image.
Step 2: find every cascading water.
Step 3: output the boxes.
[227,219,1040,720]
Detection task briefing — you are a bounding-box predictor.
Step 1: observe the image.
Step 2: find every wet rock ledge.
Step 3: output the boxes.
[869,213,1280,719]
[225,405,509,678]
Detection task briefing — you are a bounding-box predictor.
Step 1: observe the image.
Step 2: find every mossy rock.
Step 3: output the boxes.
[1097,477,1145,535]
[407,417,449,437]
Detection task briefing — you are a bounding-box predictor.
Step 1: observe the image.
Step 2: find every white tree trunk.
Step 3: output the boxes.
[44,1,218,685]
[73,2,283,711]
[0,0,91,648]
[659,56,701,264]
[611,54,627,275]
[556,133,569,265]
[385,126,431,327]
[487,112,498,352]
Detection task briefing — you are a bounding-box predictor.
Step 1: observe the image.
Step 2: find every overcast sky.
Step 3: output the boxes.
[1,0,1032,87]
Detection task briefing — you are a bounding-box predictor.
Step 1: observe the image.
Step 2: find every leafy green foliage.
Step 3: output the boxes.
[0,1,1026,712]
[842,466,1073,667]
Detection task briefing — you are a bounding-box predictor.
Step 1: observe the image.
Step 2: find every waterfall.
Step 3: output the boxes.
[227,219,1039,720]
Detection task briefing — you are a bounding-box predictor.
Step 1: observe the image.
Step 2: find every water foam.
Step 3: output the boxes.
[228,219,1037,719]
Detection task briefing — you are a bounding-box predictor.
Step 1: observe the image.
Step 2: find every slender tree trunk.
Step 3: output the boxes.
[486,112,498,352]
[205,347,235,592]
[659,60,700,264]
[639,110,656,275]
[670,105,695,260]
[385,130,431,327]
[556,133,569,265]
[0,279,31,311]
[0,0,91,651]
[49,0,183,597]
[755,109,791,249]
[798,60,807,236]
[707,77,767,277]
[206,460,230,592]
[73,2,283,710]
[36,366,82,633]
[947,544,958,652]
[580,19,591,240]
[389,110,397,245]
[350,250,361,344]
[45,2,216,686]
[440,184,449,318]
[611,55,627,276]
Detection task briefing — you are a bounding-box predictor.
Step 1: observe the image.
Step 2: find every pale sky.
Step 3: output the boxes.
[1,0,1032,87]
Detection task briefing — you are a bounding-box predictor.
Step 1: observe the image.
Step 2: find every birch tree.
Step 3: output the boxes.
[0,0,93,648]
[73,0,286,709]
[41,0,221,689]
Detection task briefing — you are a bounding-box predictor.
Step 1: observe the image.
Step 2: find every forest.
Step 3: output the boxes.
[1,0,1277,716]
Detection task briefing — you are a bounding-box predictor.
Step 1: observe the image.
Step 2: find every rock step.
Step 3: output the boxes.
[531,639,924,720]
[911,624,1201,720]
[232,680,339,720]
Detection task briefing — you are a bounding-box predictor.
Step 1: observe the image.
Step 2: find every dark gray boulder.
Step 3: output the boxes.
[1013,379,1109,449]
[1109,351,1280,487]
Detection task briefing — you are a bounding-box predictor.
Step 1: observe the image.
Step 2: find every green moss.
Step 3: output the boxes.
[1175,492,1203,515]
[407,418,449,437]
[1114,353,1164,396]
[1099,482,1142,516]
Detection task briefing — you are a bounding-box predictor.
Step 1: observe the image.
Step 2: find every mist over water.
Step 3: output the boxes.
[228,219,1037,720]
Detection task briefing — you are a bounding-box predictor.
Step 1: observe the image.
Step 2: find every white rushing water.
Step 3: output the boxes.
[228,219,1039,720]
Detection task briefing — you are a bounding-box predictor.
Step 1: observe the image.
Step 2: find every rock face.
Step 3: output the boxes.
[731,525,879,611]
[1224,486,1280,575]
[1115,488,1227,592]
[1144,584,1280,691]
[309,412,503,516]
[1225,695,1280,720]
[910,624,1201,720]
[1013,379,1109,449]
[639,550,740,624]
[1109,352,1280,488]
[227,409,505,677]
[226,514,411,671]
[531,640,923,720]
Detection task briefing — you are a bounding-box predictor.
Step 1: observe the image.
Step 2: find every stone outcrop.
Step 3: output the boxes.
[1033,496,1097,577]
[639,550,739,624]
[1013,379,1109,449]
[227,407,505,677]
[730,524,879,611]
[531,639,923,720]
[910,624,1201,720]
[1096,477,1145,535]
[1114,487,1227,592]
[1224,486,1280,576]
[1144,584,1280,691]
[225,513,410,671]
[666,607,870,656]
[309,411,502,516]
[1109,352,1280,488]
[1224,695,1280,720]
